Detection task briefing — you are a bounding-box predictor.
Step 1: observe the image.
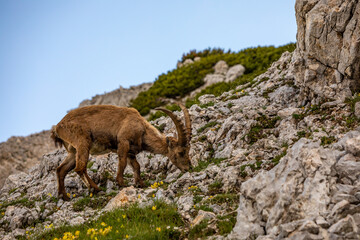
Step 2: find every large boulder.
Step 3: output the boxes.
[294,0,360,104]
[228,130,360,239]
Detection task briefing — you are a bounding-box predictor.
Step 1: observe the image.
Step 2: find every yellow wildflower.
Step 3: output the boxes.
[87,228,97,235]
[138,194,141,199]
[90,193,93,197]
[156,227,161,232]
[160,181,163,185]
[75,230,80,236]
[122,214,126,219]
[152,206,156,211]
[53,238,58,240]
[48,193,52,197]
[121,224,124,228]
[194,205,196,208]
[125,234,129,239]
[73,194,76,197]
[67,193,71,197]
[101,222,107,227]
[2,212,4,215]
[152,194,155,198]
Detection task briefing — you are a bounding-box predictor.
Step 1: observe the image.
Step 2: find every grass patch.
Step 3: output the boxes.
[207,193,238,205]
[32,200,184,240]
[188,220,215,239]
[200,101,215,108]
[271,149,287,166]
[245,115,280,144]
[72,195,109,212]
[191,157,226,172]
[148,104,181,121]
[8,188,17,195]
[321,136,336,146]
[87,161,94,169]
[217,212,237,235]
[131,44,296,115]
[292,113,306,120]
[197,121,219,133]
[0,197,36,211]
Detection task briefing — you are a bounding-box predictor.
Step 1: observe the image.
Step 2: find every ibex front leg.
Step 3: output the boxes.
[116,140,129,187]
[128,155,144,187]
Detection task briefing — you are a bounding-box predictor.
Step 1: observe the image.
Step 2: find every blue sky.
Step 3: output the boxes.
[0,0,296,142]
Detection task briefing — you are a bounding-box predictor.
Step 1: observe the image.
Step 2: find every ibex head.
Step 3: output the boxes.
[155,104,192,172]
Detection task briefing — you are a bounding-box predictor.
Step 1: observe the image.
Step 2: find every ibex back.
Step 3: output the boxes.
[51,104,192,201]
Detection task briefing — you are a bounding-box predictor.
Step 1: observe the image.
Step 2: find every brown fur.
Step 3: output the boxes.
[52,105,192,201]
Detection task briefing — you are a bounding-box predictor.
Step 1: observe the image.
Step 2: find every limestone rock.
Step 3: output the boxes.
[104,186,137,211]
[192,210,216,226]
[225,64,245,82]
[214,60,229,75]
[294,0,360,102]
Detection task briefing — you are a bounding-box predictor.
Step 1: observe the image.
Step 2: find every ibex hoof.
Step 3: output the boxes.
[59,193,70,201]
[135,181,145,188]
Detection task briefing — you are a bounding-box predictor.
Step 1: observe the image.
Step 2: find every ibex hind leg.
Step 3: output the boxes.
[74,144,100,192]
[128,156,144,188]
[56,151,76,201]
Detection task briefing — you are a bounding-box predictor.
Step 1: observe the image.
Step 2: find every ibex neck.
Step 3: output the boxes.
[143,123,168,155]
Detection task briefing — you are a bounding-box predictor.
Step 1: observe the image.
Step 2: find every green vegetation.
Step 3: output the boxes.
[271,149,288,166]
[200,101,215,108]
[191,157,226,172]
[197,121,219,133]
[0,197,35,212]
[321,136,336,146]
[208,180,223,194]
[188,220,215,239]
[131,44,296,115]
[32,201,184,240]
[206,193,238,205]
[245,115,280,144]
[217,212,237,235]
[72,195,109,212]
[148,104,181,121]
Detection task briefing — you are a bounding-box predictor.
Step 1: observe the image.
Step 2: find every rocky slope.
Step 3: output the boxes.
[78,82,152,108]
[1,48,359,239]
[0,83,152,189]
[0,131,55,188]
[1,0,360,239]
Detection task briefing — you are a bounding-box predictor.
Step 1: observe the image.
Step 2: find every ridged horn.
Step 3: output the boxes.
[155,107,187,146]
[178,103,192,143]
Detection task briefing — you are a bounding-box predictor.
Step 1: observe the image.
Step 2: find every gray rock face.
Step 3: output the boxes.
[294,0,360,103]
[225,64,245,82]
[79,82,152,108]
[188,61,245,98]
[214,60,229,75]
[229,130,360,239]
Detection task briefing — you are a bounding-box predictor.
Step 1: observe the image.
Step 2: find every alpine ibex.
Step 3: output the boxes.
[51,104,192,201]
